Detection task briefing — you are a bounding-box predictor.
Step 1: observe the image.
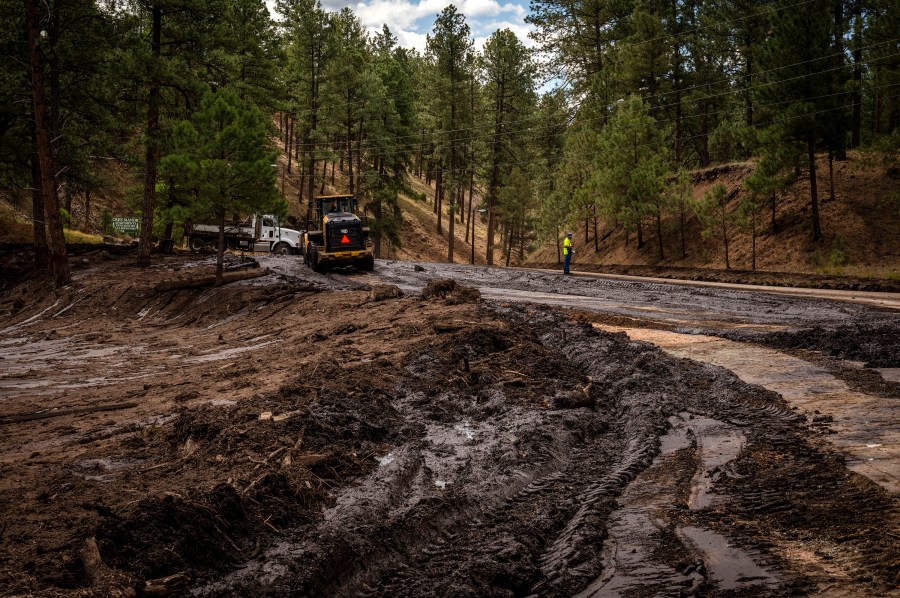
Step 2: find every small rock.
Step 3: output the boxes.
[414,265,426,272]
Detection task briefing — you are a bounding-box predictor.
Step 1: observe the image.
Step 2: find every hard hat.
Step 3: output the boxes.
[566,232,573,237]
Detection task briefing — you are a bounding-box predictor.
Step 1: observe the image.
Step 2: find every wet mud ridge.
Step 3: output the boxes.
[0,257,898,596]
[196,307,898,597]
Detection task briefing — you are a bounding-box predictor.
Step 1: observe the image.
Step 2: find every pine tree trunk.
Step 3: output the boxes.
[331,160,335,185]
[138,4,161,268]
[215,210,225,287]
[356,128,363,200]
[27,0,69,287]
[470,199,475,265]
[851,0,862,147]
[637,220,644,249]
[699,101,711,167]
[680,207,686,258]
[346,134,354,196]
[465,173,470,244]
[375,160,384,259]
[417,128,424,178]
[320,160,326,194]
[771,192,778,233]
[808,138,822,241]
[519,221,525,264]
[286,117,293,173]
[751,210,757,270]
[83,190,91,233]
[505,222,512,267]
[592,214,599,253]
[721,203,730,270]
[448,182,455,263]
[556,225,561,264]
[828,150,836,202]
[656,207,664,260]
[435,165,443,235]
[30,151,50,272]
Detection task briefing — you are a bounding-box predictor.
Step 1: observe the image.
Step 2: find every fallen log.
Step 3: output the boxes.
[225,259,259,272]
[0,401,138,425]
[154,267,267,292]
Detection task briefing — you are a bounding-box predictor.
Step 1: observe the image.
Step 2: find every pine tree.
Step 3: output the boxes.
[480,28,535,265]
[427,5,472,263]
[588,96,668,256]
[161,90,280,285]
[694,183,734,269]
[758,0,850,241]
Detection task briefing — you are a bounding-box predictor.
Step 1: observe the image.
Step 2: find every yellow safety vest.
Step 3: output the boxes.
[563,236,572,255]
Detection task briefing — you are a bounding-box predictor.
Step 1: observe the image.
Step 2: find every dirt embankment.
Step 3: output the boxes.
[528,151,900,278]
[0,254,898,596]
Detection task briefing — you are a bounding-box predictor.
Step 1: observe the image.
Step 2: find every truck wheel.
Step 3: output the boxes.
[307,245,319,271]
[189,236,204,252]
[273,242,291,255]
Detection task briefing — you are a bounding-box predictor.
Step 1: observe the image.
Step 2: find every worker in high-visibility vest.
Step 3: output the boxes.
[563,231,573,275]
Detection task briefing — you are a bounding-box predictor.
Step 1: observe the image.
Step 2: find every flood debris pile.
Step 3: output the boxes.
[420,277,482,304]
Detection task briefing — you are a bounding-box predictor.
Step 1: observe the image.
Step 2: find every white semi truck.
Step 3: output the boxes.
[186,214,302,255]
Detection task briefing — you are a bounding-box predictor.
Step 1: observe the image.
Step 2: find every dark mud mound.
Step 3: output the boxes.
[421,278,481,304]
[750,322,900,367]
[97,484,246,582]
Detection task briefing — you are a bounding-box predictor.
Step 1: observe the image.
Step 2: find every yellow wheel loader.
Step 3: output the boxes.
[301,195,375,272]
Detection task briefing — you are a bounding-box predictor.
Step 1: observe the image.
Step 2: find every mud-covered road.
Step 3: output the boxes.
[1,253,898,596]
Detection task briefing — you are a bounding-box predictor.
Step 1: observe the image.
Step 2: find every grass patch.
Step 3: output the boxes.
[64,229,105,245]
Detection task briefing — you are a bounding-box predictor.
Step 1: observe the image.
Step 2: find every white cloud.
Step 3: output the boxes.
[271,0,534,55]
[393,28,429,52]
[478,20,537,47]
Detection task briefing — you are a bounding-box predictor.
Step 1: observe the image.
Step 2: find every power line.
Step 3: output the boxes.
[279,0,824,120]
[284,58,899,166]
[281,37,900,154]
[346,93,898,179]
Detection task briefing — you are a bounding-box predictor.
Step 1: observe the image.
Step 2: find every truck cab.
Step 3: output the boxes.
[252,215,302,255]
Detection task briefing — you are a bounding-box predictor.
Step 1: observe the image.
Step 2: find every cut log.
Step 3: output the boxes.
[154,267,266,292]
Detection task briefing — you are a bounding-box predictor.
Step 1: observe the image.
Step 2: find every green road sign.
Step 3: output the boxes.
[112,217,140,236]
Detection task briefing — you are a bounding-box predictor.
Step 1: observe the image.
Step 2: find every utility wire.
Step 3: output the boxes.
[281,37,900,153]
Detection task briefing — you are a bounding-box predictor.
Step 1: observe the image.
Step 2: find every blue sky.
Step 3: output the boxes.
[269,0,537,53]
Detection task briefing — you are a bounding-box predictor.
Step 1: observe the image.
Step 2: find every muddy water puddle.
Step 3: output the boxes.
[595,325,900,493]
[578,414,778,596]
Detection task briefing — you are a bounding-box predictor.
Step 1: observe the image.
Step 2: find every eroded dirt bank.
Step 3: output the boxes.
[0,254,898,596]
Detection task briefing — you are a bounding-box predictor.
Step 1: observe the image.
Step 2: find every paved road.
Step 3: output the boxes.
[363,260,900,330]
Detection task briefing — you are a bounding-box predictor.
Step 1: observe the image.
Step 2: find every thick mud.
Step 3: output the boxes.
[1,255,898,596]
[199,309,898,597]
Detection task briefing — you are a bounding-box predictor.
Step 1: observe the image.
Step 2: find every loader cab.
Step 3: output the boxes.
[310,195,358,227]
